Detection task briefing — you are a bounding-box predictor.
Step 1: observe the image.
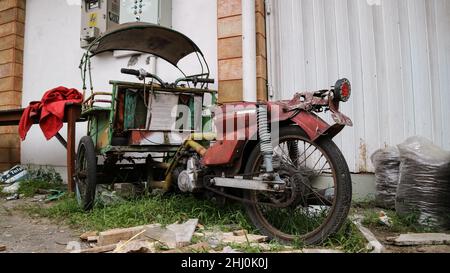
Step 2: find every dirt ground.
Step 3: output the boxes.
[0,198,85,253]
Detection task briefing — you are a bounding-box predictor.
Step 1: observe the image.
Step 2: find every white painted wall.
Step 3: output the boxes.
[267,0,450,173]
[21,0,218,178]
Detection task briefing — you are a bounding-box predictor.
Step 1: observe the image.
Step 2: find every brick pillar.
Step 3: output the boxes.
[217,0,267,103]
[0,0,25,171]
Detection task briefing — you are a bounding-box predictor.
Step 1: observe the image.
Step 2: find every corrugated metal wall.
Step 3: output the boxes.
[266,0,450,173]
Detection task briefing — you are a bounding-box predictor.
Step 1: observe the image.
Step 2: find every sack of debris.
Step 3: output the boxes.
[395,136,450,229]
[371,147,401,209]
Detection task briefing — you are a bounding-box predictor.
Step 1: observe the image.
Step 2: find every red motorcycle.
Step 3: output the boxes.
[200,78,353,245]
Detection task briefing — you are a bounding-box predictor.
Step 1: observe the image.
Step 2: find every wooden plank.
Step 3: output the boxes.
[79,244,117,254]
[97,226,147,246]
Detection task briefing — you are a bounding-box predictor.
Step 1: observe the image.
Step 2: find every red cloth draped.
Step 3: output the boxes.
[19,87,83,141]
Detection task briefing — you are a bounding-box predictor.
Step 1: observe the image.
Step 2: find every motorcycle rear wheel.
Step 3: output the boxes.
[244,126,352,245]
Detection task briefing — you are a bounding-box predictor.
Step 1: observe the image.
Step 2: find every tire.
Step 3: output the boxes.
[75,136,97,211]
[244,126,352,245]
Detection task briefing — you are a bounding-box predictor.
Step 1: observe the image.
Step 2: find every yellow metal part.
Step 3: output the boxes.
[155,133,217,192]
[185,140,207,156]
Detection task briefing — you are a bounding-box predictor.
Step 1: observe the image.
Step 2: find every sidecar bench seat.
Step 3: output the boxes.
[82,92,113,116]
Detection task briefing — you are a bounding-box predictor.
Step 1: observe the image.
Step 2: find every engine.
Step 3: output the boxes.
[177,156,203,192]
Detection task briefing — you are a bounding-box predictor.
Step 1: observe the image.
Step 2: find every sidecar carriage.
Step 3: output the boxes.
[76,22,217,210]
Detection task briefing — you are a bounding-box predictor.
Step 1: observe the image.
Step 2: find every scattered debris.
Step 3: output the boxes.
[233,229,248,236]
[352,216,385,253]
[98,190,125,206]
[87,236,99,243]
[163,242,210,253]
[387,233,450,246]
[6,193,19,201]
[221,232,268,244]
[31,195,47,202]
[144,219,198,249]
[0,245,6,252]
[114,240,156,253]
[222,246,242,253]
[80,231,98,241]
[2,182,20,194]
[96,219,199,249]
[78,244,117,253]
[194,232,205,238]
[0,165,28,184]
[45,190,65,202]
[378,211,392,227]
[196,223,205,230]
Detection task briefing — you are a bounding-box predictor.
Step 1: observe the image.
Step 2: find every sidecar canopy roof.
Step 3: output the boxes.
[88,22,204,66]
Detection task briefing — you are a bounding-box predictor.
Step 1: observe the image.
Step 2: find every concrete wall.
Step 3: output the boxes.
[21,0,218,179]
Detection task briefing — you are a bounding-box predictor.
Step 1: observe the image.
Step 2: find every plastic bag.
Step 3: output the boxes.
[395,136,450,229]
[371,147,401,209]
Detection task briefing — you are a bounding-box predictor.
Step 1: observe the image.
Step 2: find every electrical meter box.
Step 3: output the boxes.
[80,0,120,48]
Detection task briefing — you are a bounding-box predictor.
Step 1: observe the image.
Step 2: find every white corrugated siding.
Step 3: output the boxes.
[266,0,450,173]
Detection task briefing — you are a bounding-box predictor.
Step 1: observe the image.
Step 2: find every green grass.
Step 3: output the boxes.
[17,167,64,197]
[322,221,368,253]
[361,208,438,233]
[24,193,253,233]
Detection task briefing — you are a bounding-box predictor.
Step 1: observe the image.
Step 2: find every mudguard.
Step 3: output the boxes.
[202,102,344,167]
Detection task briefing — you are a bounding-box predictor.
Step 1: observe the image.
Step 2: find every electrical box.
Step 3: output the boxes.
[120,0,172,28]
[80,0,121,48]
[81,0,173,49]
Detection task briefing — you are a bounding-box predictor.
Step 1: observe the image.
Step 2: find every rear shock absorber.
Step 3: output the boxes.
[257,104,274,173]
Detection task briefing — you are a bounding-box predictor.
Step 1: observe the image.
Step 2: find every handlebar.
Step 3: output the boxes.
[121,68,214,88]
[120,68,140,77]
[174,76,215,86]
[121,68,167,88]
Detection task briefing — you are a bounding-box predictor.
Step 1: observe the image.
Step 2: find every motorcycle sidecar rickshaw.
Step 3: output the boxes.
[76,22,217,210]
[76,22,354,245]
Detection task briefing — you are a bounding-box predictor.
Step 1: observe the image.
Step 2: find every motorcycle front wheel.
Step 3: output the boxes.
[244,126,352,245]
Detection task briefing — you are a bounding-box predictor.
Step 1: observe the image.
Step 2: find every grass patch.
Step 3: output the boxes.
[18,167,64,197]
[361,209,438,233]
[24,193,253,233]
[322,221,368,253]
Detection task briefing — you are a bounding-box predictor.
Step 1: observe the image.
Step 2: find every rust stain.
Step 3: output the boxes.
[359,139,368,173]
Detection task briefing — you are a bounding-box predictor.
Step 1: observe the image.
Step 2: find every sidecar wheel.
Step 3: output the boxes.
[75,136,97,211]
[244,126,352,245]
